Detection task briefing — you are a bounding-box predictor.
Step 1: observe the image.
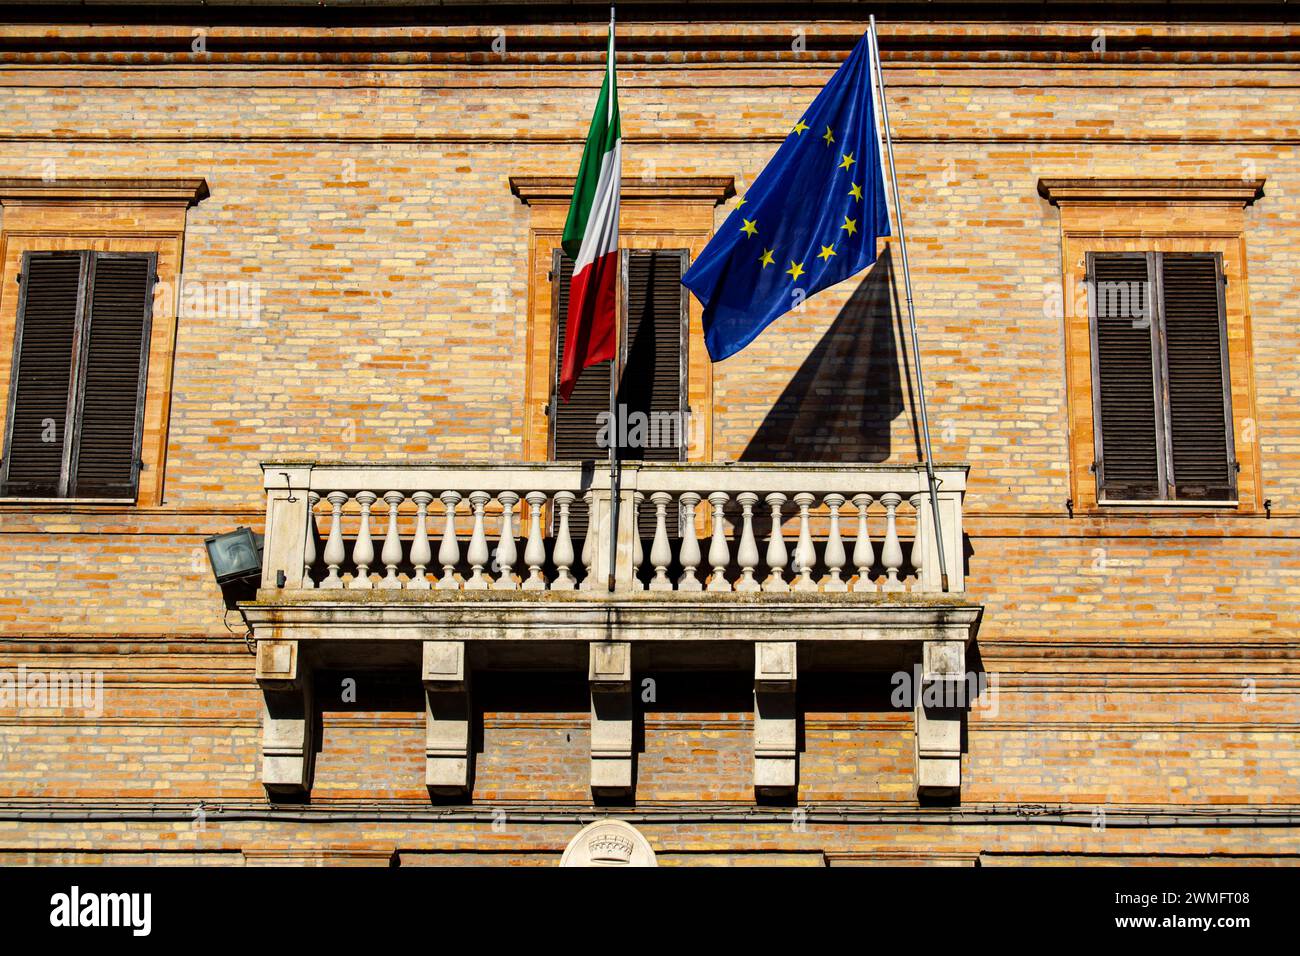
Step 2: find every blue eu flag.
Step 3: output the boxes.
[682,33,892,361]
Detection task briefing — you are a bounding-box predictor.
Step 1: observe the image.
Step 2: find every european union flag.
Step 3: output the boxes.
[682,32,892,361]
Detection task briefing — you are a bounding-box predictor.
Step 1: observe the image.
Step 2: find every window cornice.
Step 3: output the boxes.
[510,176,734,206]
[0,178,209,208]
[1037,178,1265,208]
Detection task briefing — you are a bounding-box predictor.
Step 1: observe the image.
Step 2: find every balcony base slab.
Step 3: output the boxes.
[243,592,982,801]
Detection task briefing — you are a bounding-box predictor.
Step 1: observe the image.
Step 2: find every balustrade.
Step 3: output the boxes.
[262,462,965,595]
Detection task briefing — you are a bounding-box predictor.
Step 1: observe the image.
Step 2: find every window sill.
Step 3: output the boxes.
[1097,499,1240,508]
[0,497,137,508]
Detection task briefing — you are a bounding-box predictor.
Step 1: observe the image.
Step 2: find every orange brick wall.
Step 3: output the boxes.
[0,15,1296,864]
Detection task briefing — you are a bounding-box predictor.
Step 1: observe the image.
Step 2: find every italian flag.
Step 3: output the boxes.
[558,25,621,402]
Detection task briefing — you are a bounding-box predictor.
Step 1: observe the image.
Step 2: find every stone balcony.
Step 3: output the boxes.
[244,460,983,801]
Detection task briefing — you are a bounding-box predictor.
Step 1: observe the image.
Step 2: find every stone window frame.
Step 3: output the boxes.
[0,177,209,508]
[1039,177,1266,515]
[509,175,734,463]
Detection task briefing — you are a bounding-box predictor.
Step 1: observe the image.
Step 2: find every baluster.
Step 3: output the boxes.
[379,491,405,589]
[880,492,905,593]
[735,492,761,592]
[302,491,321,588]
[908,491,927,593]
[648,492,673,591]
[435,490,462,590]
[792,492,818,592]
[492,491,520,590]
[763,493,789,592]
[552,491,577,591]
[321,491,347,589]
[580,491,596,591]
[465,490,492,590]
[677,492,703,592]
[522,491,548,591]
[706,492,732,592]
[851,494,876,593]
[348,491,378,589]
[821,493,848,592]
[409,491,433,590]
[627,491,645,591]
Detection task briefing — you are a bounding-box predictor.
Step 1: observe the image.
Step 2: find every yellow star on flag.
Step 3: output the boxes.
[822,126,835,146]
[759,248,775,268]
[848,182,863,201]
[838,152,856,171]
[737,195,747,208]
[792,120,809,135]
[786,260,805,281]
[740,218,759,238]
[817,244,837,262]
[841,215,858,237]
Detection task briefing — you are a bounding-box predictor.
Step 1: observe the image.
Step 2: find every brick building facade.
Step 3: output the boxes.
[0,2,1296,866]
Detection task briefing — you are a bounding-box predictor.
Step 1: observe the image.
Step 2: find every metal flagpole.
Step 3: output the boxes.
[868,16,950,592]
[606,5,621,593]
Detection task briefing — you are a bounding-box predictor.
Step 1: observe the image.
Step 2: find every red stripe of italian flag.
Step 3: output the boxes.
[558,26,621,402]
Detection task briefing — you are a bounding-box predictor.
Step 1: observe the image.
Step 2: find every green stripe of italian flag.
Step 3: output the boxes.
[558,26,621,402]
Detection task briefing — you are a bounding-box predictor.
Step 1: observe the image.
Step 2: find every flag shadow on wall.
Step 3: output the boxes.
[740,246,921,463]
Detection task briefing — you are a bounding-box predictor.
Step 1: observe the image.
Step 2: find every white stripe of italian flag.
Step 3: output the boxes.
[558,25,621,402]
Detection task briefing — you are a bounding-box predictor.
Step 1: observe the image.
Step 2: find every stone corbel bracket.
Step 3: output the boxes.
[915,640,968,798]
[754,641,798,797]
[423,641,473,795]
[589,642,634,797]
[243,599,982,801]
[255,639,314,795]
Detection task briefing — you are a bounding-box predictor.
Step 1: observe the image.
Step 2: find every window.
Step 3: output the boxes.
[0,177,208,507]
[1087,251,1235,502]
[509,174,732,464]
[1040,177,1263,513]
[549,248,689,463]
[1,250,155,499]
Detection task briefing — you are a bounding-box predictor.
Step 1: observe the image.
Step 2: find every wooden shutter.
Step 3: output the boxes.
[70,253,154,498]
[550,249,610,462]
[1,250,152,500]
[1089,253,1162,501]
[550,247,689,541]
[1,252,85,497]
[1159,253,1235,501]
[620,249,687,463]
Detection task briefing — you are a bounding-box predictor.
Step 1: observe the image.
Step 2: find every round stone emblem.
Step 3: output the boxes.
[559,819,657,867]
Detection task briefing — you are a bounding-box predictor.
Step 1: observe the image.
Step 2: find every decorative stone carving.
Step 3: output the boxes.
[923,640,965,683]
[256,640,298,682]
[559,819,657,867]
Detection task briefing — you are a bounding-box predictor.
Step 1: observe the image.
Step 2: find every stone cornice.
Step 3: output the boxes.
[1037,177,1266,207]
[242,592,983,645]
[510,175,735,206]
[0,16,1297,58]
[0,177,210,207]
